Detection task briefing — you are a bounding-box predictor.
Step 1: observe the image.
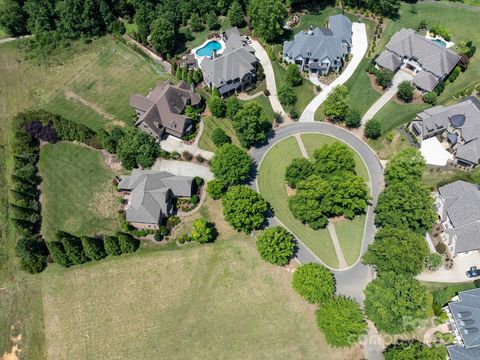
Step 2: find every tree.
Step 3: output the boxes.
[364,118,381,139]
[116,128,159,170]
[422,91,437,105]
[233,102,270,148]
[384,340,447,360]
[104,235,122,256]
[191,219,216,243]
[425,253,443,271]
[316,296,367,347]
[81,236,107,261]
[362,227,429,275]
[211,128,231,148]
[192,68,203,84]
[397,80,415,102]
[328,172,369,218]
[384,148,425,185]
[16,237,48,274]
[207,95,226,118]
[206,179,226,200]
[292,263,335,304]
[206,11,220,30]
[189,12,203,32]
[226,96,242,119]
[364,272,428,334]
[0,0,28,36]
[313,142,356,176]
[376,69,394,88]
[134,3,154,44]
[118,233,140,254]
[256,226,295,265]
[375,181,436,234]
[228,0,244,27]
[285,158,315,188]
[150,16,176,55]
[248,0,287,42]
[285,64,302,87]
[278,84,297,106]
[47,241,71,267]
[24,0,56,34]
[222,185,268,233]
[367,0,400,18]
[57,231,88,265]
[324,85,349,121]
[211,144,252,185]
[345,108,361,128]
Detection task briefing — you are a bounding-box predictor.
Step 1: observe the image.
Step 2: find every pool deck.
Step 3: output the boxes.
[425,32,455,48]
[192,38,226,64]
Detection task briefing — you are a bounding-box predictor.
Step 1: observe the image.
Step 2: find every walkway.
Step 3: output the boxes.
[361,70,414,124]
[299,23,368,122]
[250,40,291,122]
[250,122,384,303]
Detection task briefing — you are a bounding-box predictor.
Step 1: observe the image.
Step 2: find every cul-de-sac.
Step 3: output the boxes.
[1,0,480,359]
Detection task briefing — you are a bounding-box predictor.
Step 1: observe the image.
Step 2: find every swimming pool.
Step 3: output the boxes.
[195,41,222,57]
[430,38,447,47]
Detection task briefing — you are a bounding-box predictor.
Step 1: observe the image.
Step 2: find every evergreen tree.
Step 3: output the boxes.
[104,235,122,256]
[57,231,88,265]
[81,236,107,261]
[47,241,71,267]
[228,1,245,27]
[118,233,140,254]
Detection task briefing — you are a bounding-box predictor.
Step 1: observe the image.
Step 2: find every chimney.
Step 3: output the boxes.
[213,49,217,59]
[308,25,314,35]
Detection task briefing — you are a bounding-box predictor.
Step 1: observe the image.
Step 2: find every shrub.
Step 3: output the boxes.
[364,118,381,139]
[256,226,295,266]
[324,85,349,122]
[376,69,394,88]
[435,242,447,254]
[435,81,445,95]
[190,194,200,205]
[182,151,193,161]
[292,263,335,304]
[194,176,204,188]
[397,80,415,102]
[384,340,446,360]
[285,64,302,86]
[425,253,443,271]
[423,91,438,105]
[278,83,297,106]
[191,219,217,243]
[118,233,140,254]
[211,128,231,147]
[447,66,461,83]
[345,108,361,128]
[206,179,226,199]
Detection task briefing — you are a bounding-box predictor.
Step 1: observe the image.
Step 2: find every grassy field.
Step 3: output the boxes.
[198,116,240,152]
[371,101,427,135]
[368,129,412,160]
[40,198,359,360]
[39,143,120,241]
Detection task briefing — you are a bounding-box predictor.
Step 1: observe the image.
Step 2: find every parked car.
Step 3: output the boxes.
[466,266,480,278]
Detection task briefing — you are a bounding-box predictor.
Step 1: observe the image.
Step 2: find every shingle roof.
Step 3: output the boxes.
[375,50,402,72]
[328,14,352,45]
[448,289,480,349]
[413,70,439,92]
[448,345,480,360]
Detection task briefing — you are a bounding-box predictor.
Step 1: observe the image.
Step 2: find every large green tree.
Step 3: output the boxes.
[362,227,429,275]
[103,235,122,256]
[248,0,287,42]
[46,240,71,267]
[285,64,303,86]
[24,0,56,34]
[233,102,270,148]
[211,144,252,186]
[81,236,107,261]
[364,272,428,334]
[57,231,88,265]
[292,263,335,304]
[256,226,295,266]
[227,0,244,27]
[0,0,27,36]
[222,185,268,233]
[384,148,426,185]
[323,85,349,122]
[278,84,297,107]
[116,128,159,170]
[150,15,176,55]
[384,340,447,360]
[284,158,315,188]
[316,296,367,347]
[118,233,140,254]
[313,142,356,176]
[328,172,369,219]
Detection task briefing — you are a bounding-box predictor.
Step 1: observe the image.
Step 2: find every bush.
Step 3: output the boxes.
[435,81,445,95]
[118,233,140,254]
[435,242,447,254]
[285,64,302,86]
[182,151,193,161]
[256,226,295,266]
[345,108,361,128]
[397,80,415,102]
[278,83,297,106]
[447,66,461,83]
[364,118,381,139]
[376,69,394,88]
[191,219,217,243]
[423,91,438,105]
[425,253,443,271]
[206,179,226,199]
[190,194,200,205]
[211,128,231,147]
[292,263,335,304]
[194,176,204,188]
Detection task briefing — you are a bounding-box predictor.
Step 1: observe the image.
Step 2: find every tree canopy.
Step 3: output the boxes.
[248,0,287,42]
[324,85,349,121]
[284,158,315,188]
[233,102,270,148]
[228,0,244,27]
[364,118,381,139]
[292,263,335,304]
[313,142,356,177]
[210,144,252,186]
[384,340,447,360]
[256,226,295,266]
[384,148,426,185]
[150,16,176,55]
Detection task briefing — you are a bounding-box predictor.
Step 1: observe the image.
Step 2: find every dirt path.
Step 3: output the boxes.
[64,91,125,127]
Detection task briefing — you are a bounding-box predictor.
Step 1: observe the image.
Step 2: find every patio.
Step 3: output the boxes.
[420,137,454,166]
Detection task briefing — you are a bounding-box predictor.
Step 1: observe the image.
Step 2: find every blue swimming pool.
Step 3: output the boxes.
[430,38,447,47]
[196,41,222,57]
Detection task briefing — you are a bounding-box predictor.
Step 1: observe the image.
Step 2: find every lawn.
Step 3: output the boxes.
[40,198,359,360]
[370,101,427,135]
[39,143,120,242]
[198,116,240,152]
[368,129,412,160]
[258,137,338,268]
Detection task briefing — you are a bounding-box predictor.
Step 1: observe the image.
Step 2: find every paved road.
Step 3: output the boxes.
[299,23,368,122]
[361,70,414,124]
[250,122,384,303]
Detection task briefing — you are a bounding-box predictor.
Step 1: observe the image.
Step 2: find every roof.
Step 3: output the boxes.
[382,28,460,78]
[413,70,439,92]
[448,288,480,348]
[130,80,201,138]
[328,14,352,45]
[118,170,193,224]
[375,50,402,72]
[448,345,480,360]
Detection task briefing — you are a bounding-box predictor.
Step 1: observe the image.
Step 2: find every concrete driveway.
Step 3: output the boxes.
[417,252,480,283]
[250,122,384,303]
[160,135,214,160]
[151,159,214,181]
[361,70,414,124]
[299,22,368,122]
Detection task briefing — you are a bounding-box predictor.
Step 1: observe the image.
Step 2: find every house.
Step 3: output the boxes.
[434,180,480,256]
[375,28,461,93]
[199,27,258,97]
[411,98,480,167]
[282,14,352,75]
[118,170,194,229]
[130,80,201,140]
[445,288,480,360]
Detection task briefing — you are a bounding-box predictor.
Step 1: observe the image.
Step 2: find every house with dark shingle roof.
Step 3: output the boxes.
[282,14,352,75]
[434,180,480,256]
[375,28,461,93]
[118,170,194,228]
[446,288,480,360]
[411,98,480,167]
[130,80,201,140]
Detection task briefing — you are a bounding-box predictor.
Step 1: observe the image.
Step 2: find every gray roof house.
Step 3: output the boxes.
[199,27,258,97]
[435,180,480,255]
[446,288,480,360]
[130,80,201,140]
[376,28,461,92]
[283,14,352,75]
[411,98,480,166]
[118,170,194,227]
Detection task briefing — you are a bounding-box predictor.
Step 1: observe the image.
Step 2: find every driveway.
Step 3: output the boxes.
[151,159,214,181]
[299,22,368,122]
[417,252,480,283]
[250,122,384,303]
[160,135,214,160]
[361,70,414,124]
[250,40,290,121]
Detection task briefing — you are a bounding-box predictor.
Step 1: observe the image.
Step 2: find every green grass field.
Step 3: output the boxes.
[39,143,120,241]
[40,198,359,360]
[199,116,240,152]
